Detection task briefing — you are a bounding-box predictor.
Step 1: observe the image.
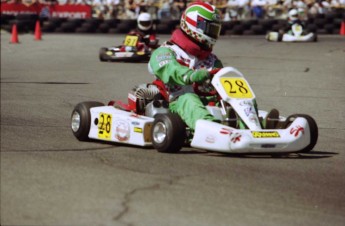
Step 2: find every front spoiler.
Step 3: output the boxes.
[191,118,311,153]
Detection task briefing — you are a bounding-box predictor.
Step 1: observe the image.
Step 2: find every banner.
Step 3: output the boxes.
[0,3,92,18]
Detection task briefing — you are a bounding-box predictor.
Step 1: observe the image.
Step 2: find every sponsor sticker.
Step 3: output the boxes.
[158,60,171,67]
[206,135,215,143]
[156,52,172,61]
[134,127,143,133]
[115,52,134,57]
[114,120,130,142]
[251,131,280,138]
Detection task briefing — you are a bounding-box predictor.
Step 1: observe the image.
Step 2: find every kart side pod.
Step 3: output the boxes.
[191,118,311,153]
[88,106,154,146]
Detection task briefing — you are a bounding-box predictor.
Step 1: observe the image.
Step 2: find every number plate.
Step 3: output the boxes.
[98,112,112,139]
[220,78,253,99]
[124,35,138,47]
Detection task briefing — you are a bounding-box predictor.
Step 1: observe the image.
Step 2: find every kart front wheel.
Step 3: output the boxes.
[284,114,318,153]
[71,101,104,141]
[99,47,108,62]
[151,113,186,153]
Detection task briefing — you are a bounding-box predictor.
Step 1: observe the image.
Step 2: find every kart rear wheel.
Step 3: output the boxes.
[71,101,104,141]
[284,114,318,153]
[99,47,108,62]
[313,34,318,42]
[151,113,186,153]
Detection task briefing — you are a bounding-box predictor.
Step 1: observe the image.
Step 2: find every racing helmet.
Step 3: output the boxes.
[288,8,299,21]
[137,12,153,31]
[180,2,222,49]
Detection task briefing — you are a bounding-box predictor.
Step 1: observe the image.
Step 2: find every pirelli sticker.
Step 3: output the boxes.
[252,131,280,138]
[134,127,143,133]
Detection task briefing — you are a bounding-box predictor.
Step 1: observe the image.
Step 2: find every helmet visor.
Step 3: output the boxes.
[139,21,151,27]
[196,16,221,39]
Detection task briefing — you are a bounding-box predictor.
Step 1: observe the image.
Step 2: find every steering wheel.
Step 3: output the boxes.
[193,68,221,96]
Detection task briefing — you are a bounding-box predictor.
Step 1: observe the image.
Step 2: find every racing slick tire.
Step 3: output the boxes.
[71,101,104,141]
[283,114,318,153]
[99,47,108,62]
[151,113,186,153]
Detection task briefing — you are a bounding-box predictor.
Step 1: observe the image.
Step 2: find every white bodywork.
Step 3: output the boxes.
[191,119,310,153]
[88,106,153,146]
[191,67,312,153]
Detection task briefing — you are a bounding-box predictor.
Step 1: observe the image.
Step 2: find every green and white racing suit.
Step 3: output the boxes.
[148,41,223,130]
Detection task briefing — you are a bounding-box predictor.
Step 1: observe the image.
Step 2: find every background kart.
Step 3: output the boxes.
[71,67,318,155]
[266,23,317,42]
[99,34,158,62]
[99,46,151,62]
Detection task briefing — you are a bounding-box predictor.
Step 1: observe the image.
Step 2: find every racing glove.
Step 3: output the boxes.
[189,69,210,83]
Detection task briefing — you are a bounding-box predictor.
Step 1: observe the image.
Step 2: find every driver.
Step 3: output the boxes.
[148,2,223,130]
[283,8,305,34]
[124,12,159,52]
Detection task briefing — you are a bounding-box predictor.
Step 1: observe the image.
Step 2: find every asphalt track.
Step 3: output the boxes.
[1,32,345,226]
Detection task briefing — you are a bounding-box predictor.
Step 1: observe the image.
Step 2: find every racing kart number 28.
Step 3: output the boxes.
[71,67,318,154]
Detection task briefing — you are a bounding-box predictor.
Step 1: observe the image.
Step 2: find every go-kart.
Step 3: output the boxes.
[266,23,317,42]
[99,34,159,62]
[71,67,318,154]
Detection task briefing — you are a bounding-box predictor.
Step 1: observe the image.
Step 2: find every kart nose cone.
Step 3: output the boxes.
[153,122,167,144]
[71,111,81,132]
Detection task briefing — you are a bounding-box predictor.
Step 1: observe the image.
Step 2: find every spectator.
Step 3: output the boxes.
[146,0,159,19]
[266,0,284,18]
[330,0,345,8]
[137,0,150,14]
[226,0,250,20]
[171,0,187,19]
[157,0,172,19]
[250,0,268,19]
[22,0,37,6]
[125,0,139,18]
[309,0,332,14]
[104,0,121,19]
[92,0,110,19]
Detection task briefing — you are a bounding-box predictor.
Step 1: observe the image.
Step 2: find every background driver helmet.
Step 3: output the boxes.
[288,8,299,21]
[137,12,153,31]
[180,2,222,49]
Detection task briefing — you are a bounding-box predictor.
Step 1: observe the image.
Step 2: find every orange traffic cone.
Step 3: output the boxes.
[340,21,345,36]
[10,24,19,44]
[34,20,42,40]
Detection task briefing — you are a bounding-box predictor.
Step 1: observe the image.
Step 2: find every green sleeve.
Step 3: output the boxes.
[149,47,209,85]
